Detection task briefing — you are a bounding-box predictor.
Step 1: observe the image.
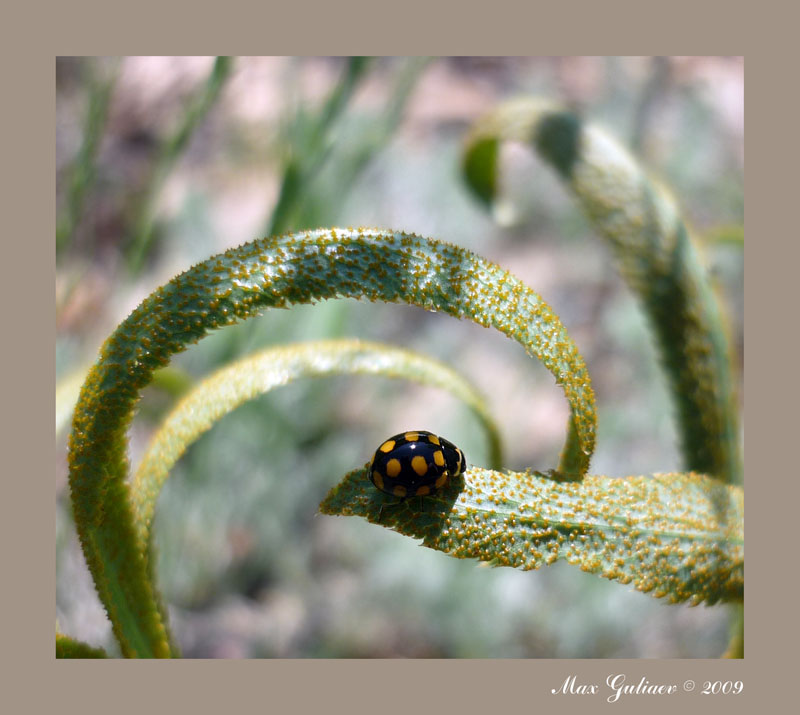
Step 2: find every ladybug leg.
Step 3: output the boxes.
[377,496,406,524]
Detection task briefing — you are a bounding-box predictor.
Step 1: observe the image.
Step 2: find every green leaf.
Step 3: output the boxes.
[129,338,501,645]
[321,466,743,606]
[462,136,500,208]
[463,98,741,485]
[69,227,596,657]
[131,338,502,548]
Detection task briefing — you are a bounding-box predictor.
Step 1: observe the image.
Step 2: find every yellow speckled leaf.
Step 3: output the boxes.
[320,466,743,605]
[69,228,596,657]
[463,98,741,486]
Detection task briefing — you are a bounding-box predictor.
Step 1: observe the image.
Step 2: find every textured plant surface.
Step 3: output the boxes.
[58,60,742,658]
[322,468,742,605]
[463,98,741,485]
[69,228,598,656]
[67,227,742,658]
[131,338,503,547]
[461,96,743,656]
[126,338,501,650]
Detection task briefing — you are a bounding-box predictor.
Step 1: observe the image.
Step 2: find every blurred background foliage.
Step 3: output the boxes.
[56,56,743,658]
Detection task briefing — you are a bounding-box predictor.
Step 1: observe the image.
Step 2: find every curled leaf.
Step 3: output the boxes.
[321,465,743,605]
[131,338,502,546]
[463,98,741,485]
[69,227,595,656]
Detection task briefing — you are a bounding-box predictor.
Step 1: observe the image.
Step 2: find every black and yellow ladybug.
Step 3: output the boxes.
[369,430,466,499]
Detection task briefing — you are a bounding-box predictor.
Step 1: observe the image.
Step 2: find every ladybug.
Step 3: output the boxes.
[369,430,466,500]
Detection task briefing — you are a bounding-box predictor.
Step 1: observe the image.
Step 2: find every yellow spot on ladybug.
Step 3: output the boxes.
[379,439,396,453]
[435,472,449,489]
[372,471,384,491]
[386,458,401,478]
[433,450,445,467]
[405,431,420,441]
[411,455,428,476]
[416,485,431,496]
[393,485,407,498]
[428,434,440,446]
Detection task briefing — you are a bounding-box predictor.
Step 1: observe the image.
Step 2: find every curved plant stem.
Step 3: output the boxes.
[128,338,501,646]
[68,227,596,657]
[463,97,744,657]
[131,338,503,547]
[463,98,742,486]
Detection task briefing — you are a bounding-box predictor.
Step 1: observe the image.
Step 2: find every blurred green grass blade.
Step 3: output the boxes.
[126,56,233,273]
[56,58,118,256]
[267,159,303,237]
[315,56,372,141]
[268,57,373,236]
[56,633,108,658]
[345,56,431,175]
[321,466,743,606]
[131,338,503,547]
[290,57,430,233]
[266,57,428,237]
